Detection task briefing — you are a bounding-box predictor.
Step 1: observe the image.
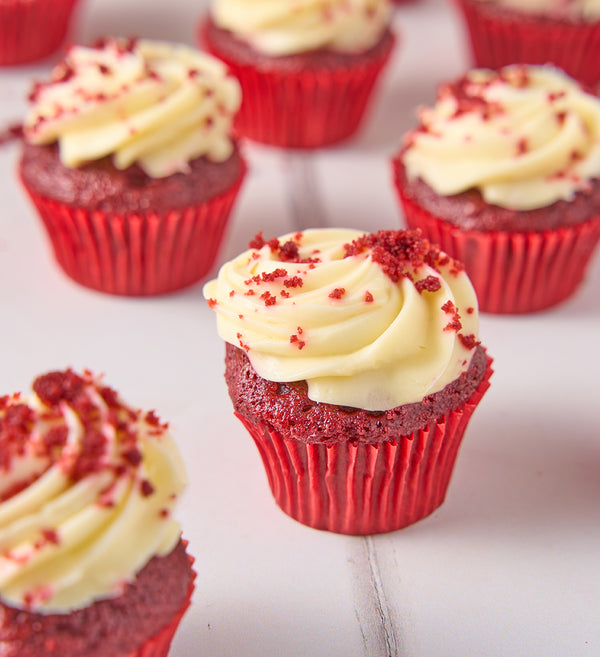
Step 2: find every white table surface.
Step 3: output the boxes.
[1,1,599,656]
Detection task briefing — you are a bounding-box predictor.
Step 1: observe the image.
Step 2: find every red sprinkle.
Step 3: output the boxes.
[415,276,442,294]
[328,288,346,299]
[283,276,303,288]
[458,333,480,350]
[140,480,155,497]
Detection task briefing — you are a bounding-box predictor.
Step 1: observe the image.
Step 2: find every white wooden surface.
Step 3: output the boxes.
[1,1,599,656]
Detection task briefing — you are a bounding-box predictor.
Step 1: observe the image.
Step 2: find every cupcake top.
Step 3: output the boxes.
[0,369,186,613]
[203,228,480,412]
[23,38,242,178]
[401,65,600,211]
[210,0,392,56]
[472,0,600,21]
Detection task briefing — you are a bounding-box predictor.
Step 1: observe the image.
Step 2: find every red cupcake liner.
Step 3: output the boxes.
[20,164,246,296]
[235,357,492,535]
[392,171,600,313]
[125,545,196,657]
[0,0,81,66]
[453,0,600,86]
[203,25,395,148]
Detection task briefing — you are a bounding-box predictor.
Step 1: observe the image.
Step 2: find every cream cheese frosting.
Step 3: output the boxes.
[203,228,480,411]
[402,65,600,211]
[473,0,600,21]
[210,0,391,56]
[0,370,186,613]
[23,38,242,178]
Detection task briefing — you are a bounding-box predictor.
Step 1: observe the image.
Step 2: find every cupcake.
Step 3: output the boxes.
[453,0,600,86]
[0,369,194,657]
[0,0,81,66]
[203,228,492,535]
[200,0,396,147]
[19,37,246,296]
[392,64,600,314]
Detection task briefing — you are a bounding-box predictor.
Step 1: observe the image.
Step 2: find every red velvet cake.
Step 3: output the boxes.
[393,64,600,313]
[204,228,492,534]
[19,37,246,296]
[201,0,396,147]
[0,369,194,657]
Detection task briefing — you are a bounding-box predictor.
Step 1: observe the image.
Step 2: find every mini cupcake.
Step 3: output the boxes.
[0,369,194,657]
[201,0,396,147]
[453,0,600,86]
[0,0,81,66]
[204,228,492,535]
[19,37,246,296]
[392,64,600,314]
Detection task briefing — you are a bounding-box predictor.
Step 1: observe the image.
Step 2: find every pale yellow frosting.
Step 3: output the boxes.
[203,229,480,411]
[24,38,242,178]
[402,65,600,211]
[474,0,600,21]
[211,0,391,56]
[0,370,186,613]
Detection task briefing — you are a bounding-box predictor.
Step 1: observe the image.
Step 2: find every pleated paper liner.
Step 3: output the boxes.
[235,357,492,536]
[20,164,246,296]
[126,543,196,657]
[0,0,81,66]
[453,0,600,87]
[203,25,395,148]
[395,184,600,314]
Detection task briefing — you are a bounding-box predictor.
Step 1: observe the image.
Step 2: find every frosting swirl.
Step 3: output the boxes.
[402,65,600,211]
[23,38,242,178]
[0,370,186,613]
[210,0,391,56]
[203,229,480,411]
[473,0,600,22]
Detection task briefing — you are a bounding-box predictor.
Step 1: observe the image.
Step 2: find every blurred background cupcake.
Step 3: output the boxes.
[203,228,492,535]
[452,0,600,86]
[0,0,82,66]
[19,37,246,296]
[0,369,195,657]
[200,0,396,148]
[392,64,600,314]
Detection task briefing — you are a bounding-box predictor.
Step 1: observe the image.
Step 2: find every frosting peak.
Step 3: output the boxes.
[203,229,480,411]
[211,0,391,56]
[402,65,600,210]
[24,38,242,178]
[0,370,186,613]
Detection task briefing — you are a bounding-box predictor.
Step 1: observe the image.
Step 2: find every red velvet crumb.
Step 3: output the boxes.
[140,479,155,497]
[415,275,441,294]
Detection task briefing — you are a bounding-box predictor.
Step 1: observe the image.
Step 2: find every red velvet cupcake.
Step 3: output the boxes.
[19,37,246,296]
[0,0,82,66]
[392,64,600,314]
[0,369,194,657]
[201,0,396,147]
[453,0,600,86]
[204,228,492,535]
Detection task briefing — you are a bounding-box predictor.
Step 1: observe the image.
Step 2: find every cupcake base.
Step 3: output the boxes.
[126,551,195,657]
[19,162,246,296]
[396,187,600,314]
[202,19,396,148]
[453,0,600,86]
[235,357,493,535]
[0,0,80,66]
